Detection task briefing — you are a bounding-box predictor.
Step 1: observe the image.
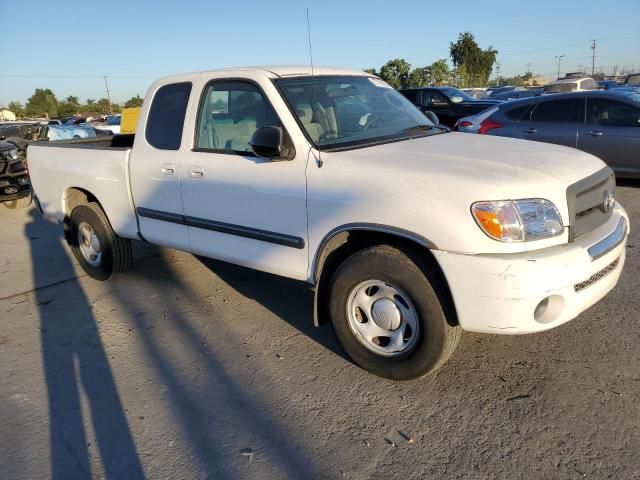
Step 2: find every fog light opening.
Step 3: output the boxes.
[534,295,565,324]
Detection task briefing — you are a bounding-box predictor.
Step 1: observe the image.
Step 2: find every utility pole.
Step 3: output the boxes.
[590,40,596,77]
[495,61,501,86]
[526,63,532,74]
[555,54,565,80]
[103,75,112,114]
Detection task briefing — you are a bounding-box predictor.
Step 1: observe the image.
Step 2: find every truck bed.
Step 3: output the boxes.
[27,135,140,240]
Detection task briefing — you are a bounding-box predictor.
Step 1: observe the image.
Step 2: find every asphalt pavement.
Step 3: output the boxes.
[1,185,639,479]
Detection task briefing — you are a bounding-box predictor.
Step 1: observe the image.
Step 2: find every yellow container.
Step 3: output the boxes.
[121,107,140,134]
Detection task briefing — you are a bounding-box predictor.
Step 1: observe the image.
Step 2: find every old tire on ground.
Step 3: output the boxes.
[328,245,460,380]
[68,202,132,280]
[3,194,32,209]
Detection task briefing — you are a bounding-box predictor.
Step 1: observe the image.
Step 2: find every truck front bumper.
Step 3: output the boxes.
[433,205,629,334]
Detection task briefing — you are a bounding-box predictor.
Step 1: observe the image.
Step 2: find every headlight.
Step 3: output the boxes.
[2,149,20,161]
[472,199,564,242]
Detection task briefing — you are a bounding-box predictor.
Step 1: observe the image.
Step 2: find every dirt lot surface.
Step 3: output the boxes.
[1,185,639,480]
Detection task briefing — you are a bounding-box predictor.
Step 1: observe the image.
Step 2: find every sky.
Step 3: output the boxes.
[1,0,639,106]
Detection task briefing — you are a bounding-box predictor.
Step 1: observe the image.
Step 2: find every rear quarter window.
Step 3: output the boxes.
[145,82,192,150]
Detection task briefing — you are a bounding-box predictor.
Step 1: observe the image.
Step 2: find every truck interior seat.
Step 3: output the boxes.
[296,102,325,143]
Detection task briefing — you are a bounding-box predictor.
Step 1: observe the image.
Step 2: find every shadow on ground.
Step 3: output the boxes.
[26,209,145,479]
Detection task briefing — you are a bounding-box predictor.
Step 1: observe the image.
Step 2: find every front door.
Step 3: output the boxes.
[181,79,309,280]
[578,97,640,175]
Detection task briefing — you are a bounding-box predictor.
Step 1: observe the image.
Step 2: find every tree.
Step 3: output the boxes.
[378,59,412,89]
[449,32,497,87]
[124,94,144,108]
[428,59,453,86]
[86,98,96,107]
[25,88,58,118]
[7,101,25,118]
[94,98,112,113]
[408,67,431,87]
[65,95,79,105]
[364,68,378,76]
[57,102,79,118]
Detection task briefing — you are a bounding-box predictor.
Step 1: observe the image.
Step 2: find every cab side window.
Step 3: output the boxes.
[421,91,447,107]
[586,98,640,127]
[196,81,281,153]
[146,82,192,150]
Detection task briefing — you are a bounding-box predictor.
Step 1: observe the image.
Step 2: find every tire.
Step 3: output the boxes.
[68,202,132,280]
[329,245,460,380]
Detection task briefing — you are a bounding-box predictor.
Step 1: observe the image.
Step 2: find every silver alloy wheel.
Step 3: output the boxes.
[346,279,420,357]
[77,221,102,267]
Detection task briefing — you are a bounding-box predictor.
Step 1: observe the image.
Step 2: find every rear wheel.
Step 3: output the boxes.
[68,202,132,280]
[329,245,460,380]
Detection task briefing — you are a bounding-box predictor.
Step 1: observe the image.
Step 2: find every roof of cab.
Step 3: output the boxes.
[156,65,372,83]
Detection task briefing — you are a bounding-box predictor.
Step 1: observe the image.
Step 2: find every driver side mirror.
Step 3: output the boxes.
[250,126,295,161]
[423,111,440,126]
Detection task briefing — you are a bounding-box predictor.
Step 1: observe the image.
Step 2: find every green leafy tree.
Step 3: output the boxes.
[378,59,412,89]
[25,88,59,117]
[364,68,378,76]
[65,95,79,105]
[57,102,79,118]
[450,32,497,87]
[428,59,453,86]
[408,67,431,87]
[7,101,25,118]
[94,98,112,113]
[124,94,144,108]
[86,98,96,107]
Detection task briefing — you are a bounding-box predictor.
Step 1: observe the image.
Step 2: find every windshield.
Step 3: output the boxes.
[106,115,121,125]
[439,87,475,103]
[275,75,438,149]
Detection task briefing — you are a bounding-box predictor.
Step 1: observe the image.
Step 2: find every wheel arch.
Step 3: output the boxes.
[62,187,103,241]
[312,224,458,328]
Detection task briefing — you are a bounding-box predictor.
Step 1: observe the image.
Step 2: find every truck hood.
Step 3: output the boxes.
[330,132,606,197]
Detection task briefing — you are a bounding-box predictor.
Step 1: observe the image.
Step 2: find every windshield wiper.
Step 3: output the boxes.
[404,124,435,133]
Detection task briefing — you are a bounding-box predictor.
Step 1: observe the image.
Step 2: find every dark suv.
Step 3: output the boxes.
[471,90,640,178]
[398,86,500,127]
[0,139,30,205]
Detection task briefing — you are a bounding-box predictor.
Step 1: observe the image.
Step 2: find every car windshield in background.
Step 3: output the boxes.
[106,116,121,126]
[275,75,438,149]
[545,83,577,93]
[439,87,475,103]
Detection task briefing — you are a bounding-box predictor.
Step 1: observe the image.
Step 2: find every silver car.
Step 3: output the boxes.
[459,90,640,178]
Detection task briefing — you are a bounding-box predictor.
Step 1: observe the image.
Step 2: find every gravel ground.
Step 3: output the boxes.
[1,185,639,480]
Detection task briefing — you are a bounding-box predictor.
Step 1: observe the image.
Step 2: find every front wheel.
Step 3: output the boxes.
[68,202,132,280]
[329,245,460,380]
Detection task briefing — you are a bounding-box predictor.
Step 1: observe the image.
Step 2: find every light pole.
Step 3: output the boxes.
[555,54,565,80]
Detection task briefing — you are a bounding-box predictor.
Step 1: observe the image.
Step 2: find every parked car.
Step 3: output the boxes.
[486,86,519,96]
[0,138,30,207]
[399,86,501,127]
[543,77,600,94]
[465,90,640,178]
[598,80,621,90]
[461,88,489,99]
[490,88,542,101]
[94,114,121,135]
[454,106,500,133]
[28,66,628,380]
[624,73,640,86]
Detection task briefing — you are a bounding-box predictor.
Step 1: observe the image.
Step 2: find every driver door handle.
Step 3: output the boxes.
[189,166,204,178]
[523,127,537,134]
[589,130,604,136]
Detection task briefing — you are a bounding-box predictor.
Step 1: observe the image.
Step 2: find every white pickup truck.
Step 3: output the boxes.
[28,66,629,380]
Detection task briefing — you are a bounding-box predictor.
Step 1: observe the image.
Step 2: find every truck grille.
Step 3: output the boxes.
[574,258,619,292]
[566,167,615,241]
